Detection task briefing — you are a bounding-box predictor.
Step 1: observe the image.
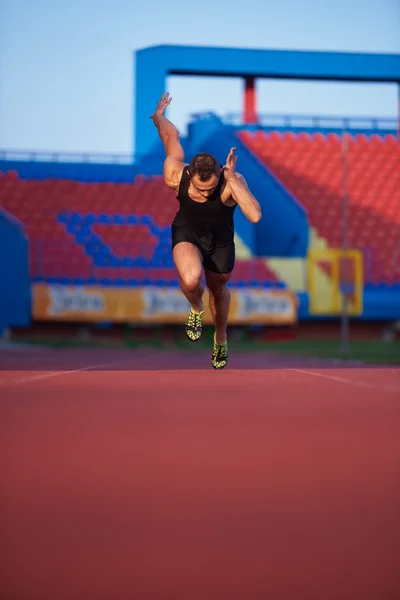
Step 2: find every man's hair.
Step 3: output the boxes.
[188,153,220,182]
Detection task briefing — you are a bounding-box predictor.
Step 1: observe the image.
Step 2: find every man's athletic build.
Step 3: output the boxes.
[151,93,262,369]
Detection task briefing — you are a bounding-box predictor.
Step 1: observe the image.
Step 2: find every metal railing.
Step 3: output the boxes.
[0,150,136,164]
[222,113,398,133]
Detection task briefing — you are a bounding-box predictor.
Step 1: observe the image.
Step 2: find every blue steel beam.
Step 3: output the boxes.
[135,44,400,156]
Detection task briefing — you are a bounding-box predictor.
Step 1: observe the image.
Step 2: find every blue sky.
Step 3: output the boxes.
[0,0,399,155]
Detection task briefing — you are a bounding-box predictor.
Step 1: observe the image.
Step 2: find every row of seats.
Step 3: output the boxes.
[30,257,282,288]
[34,264,284,288]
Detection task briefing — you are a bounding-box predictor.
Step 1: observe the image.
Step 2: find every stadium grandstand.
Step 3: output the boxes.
[1,45,399,333]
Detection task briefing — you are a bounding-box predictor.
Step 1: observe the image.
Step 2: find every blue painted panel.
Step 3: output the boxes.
[0,210,31,330]
[296,287,400,321]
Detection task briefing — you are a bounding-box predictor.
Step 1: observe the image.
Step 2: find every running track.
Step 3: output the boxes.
[1,347,399,599]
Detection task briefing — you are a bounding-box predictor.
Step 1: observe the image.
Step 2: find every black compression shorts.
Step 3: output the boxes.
[171,223,235,275]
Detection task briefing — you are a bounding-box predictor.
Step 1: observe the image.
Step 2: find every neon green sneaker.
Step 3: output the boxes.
[211,334,228,369]
[185,308,204,342]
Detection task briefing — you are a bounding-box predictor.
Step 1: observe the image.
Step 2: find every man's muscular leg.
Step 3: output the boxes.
[205,270,232,345]
[173,242,205,341]
[173,242,204,312]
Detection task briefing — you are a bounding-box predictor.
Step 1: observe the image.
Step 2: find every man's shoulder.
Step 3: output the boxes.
[163,157,186,189]
[164,156,187,174]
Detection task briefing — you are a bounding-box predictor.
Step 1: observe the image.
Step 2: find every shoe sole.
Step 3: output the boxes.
[211,358,228,369]
[185,329,202,342]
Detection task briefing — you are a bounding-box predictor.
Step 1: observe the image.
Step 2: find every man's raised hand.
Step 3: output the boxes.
[150,92,172,120]
[223,147,238,180]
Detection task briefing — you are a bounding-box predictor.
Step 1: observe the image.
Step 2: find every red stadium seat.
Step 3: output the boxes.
[238,129,400,282]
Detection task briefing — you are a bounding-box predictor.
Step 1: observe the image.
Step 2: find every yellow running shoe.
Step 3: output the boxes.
[211,334,228,369]
[185,308,204,342]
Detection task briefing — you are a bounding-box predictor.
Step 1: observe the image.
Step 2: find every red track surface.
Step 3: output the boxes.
[1,347,399,600]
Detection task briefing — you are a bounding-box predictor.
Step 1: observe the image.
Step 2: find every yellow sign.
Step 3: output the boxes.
[32,283,298,325]
[308,248,363,315]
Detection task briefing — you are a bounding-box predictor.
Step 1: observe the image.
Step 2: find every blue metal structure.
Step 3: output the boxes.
[135,44,400,156]
[0,210,31,335]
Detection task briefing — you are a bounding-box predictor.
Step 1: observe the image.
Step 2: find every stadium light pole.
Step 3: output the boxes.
[340,129,350,354]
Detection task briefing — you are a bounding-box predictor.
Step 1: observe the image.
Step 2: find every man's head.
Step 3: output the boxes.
[187,153,221,197]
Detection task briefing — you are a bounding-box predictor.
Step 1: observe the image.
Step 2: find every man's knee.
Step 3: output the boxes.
[206,272,231,299]
[181,271,201,292]
[208,281,229,300]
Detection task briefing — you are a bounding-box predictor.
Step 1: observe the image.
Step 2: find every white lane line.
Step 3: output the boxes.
[0,359,133,387]
[289,368,399,395]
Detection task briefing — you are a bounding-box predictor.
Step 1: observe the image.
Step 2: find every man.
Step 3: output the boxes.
[150,92,262,369]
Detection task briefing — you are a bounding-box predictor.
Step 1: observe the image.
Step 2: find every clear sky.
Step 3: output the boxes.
[0,0,399,155]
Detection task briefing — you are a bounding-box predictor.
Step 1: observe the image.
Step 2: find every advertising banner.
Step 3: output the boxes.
[32,283,298,325]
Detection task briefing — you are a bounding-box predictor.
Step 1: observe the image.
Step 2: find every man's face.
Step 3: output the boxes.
[190,172,219,198]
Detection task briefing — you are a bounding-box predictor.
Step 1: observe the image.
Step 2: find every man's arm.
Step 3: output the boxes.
[150,93,184,189]
[228,173,262,223]
[223,147,262,223]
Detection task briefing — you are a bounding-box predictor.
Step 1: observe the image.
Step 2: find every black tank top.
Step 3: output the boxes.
[173,167,237,248]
